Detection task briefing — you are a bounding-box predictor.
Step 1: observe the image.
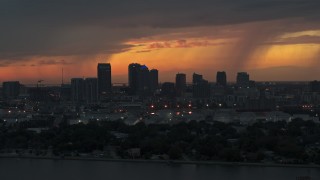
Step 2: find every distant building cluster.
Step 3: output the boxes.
[0,62,320,127]
[128,63,158,96]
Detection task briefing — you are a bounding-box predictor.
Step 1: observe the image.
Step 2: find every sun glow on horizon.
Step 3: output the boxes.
[1,25,320,84]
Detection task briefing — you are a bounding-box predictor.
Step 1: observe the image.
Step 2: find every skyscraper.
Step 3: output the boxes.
[149,69,159,93]
[193,73,203,84]
[236,72,250,87]
[176,73,186,96]
[128,63,158,96]
[85,78,98,103]
[137,65,150,95]
[97,63,112,95]
[128,63,141,95]
[216,71,227,86]
[71,78,85,103]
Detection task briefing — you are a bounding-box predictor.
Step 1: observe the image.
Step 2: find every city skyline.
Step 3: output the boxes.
[1,1,320,83]
[1,62,318,86]
[1,1,320,178]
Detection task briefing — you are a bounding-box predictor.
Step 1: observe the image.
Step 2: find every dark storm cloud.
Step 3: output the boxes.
[264,35,320,45]
[2,0,319,27]
[0,0,320,61]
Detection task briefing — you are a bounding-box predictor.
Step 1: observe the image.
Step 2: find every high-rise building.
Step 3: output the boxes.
[216,71,227,86]
[2,81,20,100]
[236,72,250,87]
[176,73,186,96]
[85,78,98,103]
[71,78,85,103]
[97,63,112,95]
[193,73,203,84]
[128,63,158,96]
[128,63,141,95]
[149,69,159,93]
[137,65,150,95]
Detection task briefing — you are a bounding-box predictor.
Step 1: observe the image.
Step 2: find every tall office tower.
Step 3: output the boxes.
[137,65,150,95]
[71,78,85,103]
[149,69,159,93]
[128,63,142,95]
[236,72,250,87]
[216,71,227,86]
[176,73,186,96]
[97,63,112,95]
[85,78,98,103]
[193,73,203,84]
[2,81,20,100]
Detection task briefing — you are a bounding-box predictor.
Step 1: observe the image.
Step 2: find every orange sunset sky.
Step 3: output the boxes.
[1,1,320,84]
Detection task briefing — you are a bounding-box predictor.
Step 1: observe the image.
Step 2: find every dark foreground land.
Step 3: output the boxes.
[1,119,320,166]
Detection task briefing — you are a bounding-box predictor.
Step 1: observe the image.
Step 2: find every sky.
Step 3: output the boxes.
[1,0,320,84]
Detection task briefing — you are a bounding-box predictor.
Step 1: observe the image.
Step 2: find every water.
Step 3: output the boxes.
[0,158,319,180]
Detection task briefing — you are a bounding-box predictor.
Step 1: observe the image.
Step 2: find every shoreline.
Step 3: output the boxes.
[0,155,319,169]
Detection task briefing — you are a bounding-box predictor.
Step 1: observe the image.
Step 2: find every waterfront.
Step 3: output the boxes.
[0,158,319,180]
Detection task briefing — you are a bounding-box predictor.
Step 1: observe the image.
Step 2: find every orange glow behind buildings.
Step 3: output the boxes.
[1,24,320,84]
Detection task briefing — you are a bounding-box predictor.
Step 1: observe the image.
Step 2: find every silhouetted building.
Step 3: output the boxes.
[137,65,150,96]
[161,82,175,97]
[193,73,203,84]
[71,78,85,103]
[237,72,250,87]
[193,80,211,98]
[176,73,186,96]
[85,78,98,103]
[149,69,159,93]
[2,81,20,100]
[128,63,157,96]
[216,71,227,86]
[128,63,141,95]
[310,80,320,92]
[97,63,112,94]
